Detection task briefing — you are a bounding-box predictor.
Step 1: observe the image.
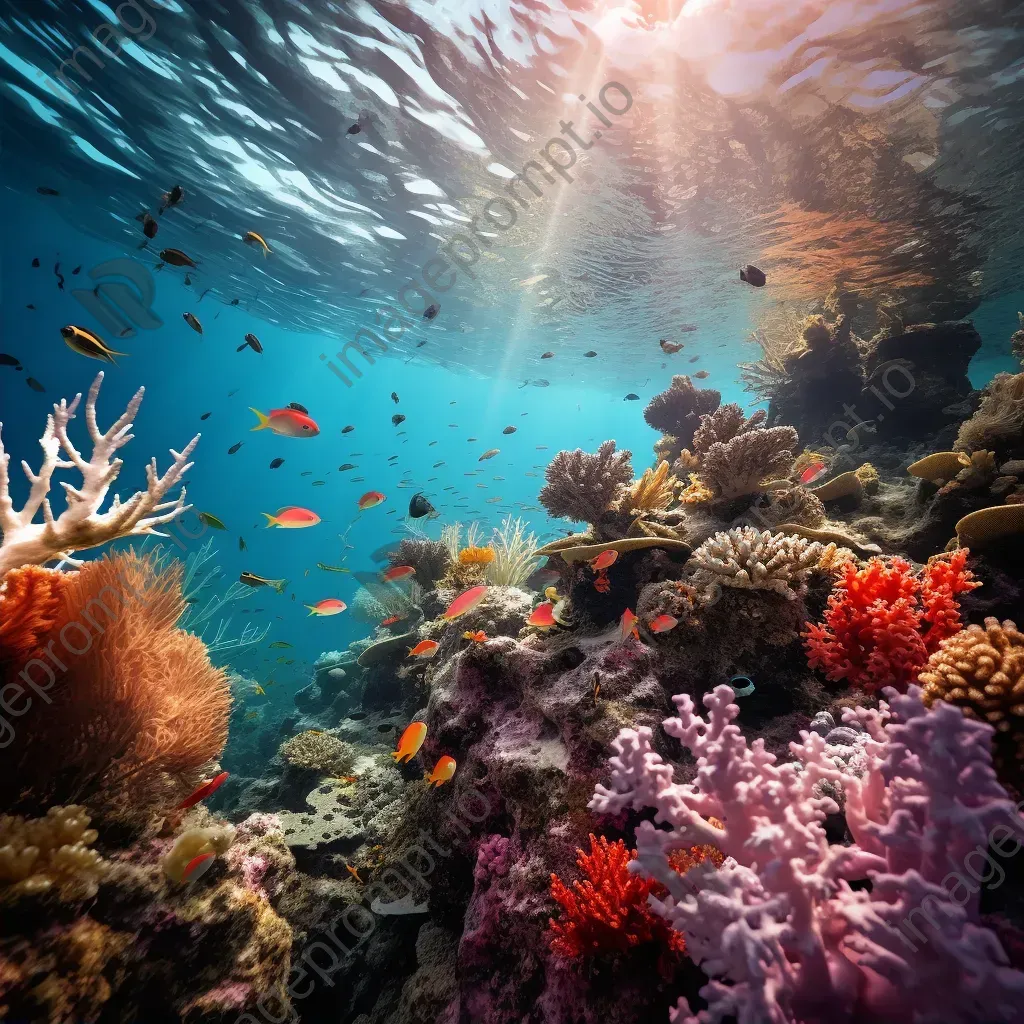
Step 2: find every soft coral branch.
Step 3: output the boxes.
[0,373,198,579]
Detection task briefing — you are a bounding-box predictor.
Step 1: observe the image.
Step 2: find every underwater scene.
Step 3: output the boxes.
[5,0,1024,1022]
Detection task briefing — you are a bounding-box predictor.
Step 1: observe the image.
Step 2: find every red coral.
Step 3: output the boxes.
[0,565,67,665]
[803,551,980,693]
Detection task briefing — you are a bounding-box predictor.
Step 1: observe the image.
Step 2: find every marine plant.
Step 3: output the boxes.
[0,372,197,579]
[590,683,1024,1024]
[485,515,540,587]
[458,544,496,566]
[803,550,980,693]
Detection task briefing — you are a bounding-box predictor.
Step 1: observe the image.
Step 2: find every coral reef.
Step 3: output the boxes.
[644,376,721,449]
[539,440,634,523]
[956,372,1024,457]
[278,730,356,775]
[700,425,799,500]
[389,536,451,590]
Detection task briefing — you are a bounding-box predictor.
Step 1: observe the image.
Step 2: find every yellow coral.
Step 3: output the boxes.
[678,475,714,504]
[854,462,879,494]
[620,461,678,512]
[919,618,1024,735]
[0,805,107,902]
[458,545,496,566]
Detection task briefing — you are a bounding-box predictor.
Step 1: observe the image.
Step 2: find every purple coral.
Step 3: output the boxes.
[474,834,511,883]
[644,376,721,448]
[539,440,634,523]
[591,684,1024,1024]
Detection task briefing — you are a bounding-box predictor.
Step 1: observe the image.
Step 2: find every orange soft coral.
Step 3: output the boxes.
[458,545,495,566]
[2,552,231,815]
[803,551,980,694]
[0,565,67,665]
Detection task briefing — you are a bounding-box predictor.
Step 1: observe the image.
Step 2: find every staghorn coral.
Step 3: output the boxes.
[691,403,766,458]
[539,440,634,523]
[0,372,198,579]
[0,552,232,817]
[701,425,799,500]
[615,460,678,513]
[688,527,823,600]
[0,805,106,902]
[803,550,980,693]
[590,684,1024,1024]
[643,376,721,448]
[388,537,451,590]
[278,730,355,776]
[955,371,1024,454]
[919,617,1024,740]
[0,564,67,665]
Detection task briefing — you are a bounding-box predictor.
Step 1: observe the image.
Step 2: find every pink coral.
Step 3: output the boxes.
[474,834,511,883]
[803,551,980,693]
[591,684,1024,1024]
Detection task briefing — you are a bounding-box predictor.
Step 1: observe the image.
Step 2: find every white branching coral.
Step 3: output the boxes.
[688,526,823,600]
[0,372,198,578]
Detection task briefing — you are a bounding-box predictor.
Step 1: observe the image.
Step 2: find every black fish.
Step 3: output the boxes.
[740,264,766,287]
[342,424,355,433]
[31,258,39,268]
[136,211,158,239]
[230,298,240,305]
[338,463,356,471]
[270,458,285,469]
[159,184,184,214]
[200,411,212,420]
[391,392,399,403]
[287,402,307,413]
[26,305,35,310]
[228,442,243,454]
[0,354,22,368]
[54,263,64,291]
[26,377,45,392]
[346,123,361,135]
[423,303,439,320]
[583,350,597,357]
[392,414,406,426]
[408,492,437,519]
[185,273,192,286]
[72,265,81,275]
[36,186,59,196]
[624,393,639,401]
[503,425,517,434]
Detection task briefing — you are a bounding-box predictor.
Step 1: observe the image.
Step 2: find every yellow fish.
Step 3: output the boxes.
[254,684,266,695]
[60,325,126,364]
[243,230,272,256]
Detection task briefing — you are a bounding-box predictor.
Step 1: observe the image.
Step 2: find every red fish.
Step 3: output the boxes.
[345,864,363,883]
[443,585,488,619]
[527,602,556,628]
[425,755,456,787]
[262,506,320,528]
[800,461,829,485]
[306,598,347,616]
[393,721,428,762]
[463,630,488,642]
[620,608,639,641]
[590,549,618,571]
[358,490,386,510]
[381,614,402,627]
[649,614,678,633]
[383,565,415,582]
[593,570,611,593]
[177,771,229,810]
[250,407,320,437]
[181,852,216,883]
[408,639,439,658]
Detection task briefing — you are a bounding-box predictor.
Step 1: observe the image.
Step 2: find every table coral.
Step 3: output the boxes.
[803,550,980,693]
[539,440,634,523]
[590,684,1024,1024]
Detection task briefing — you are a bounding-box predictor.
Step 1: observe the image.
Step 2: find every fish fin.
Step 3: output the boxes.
[305,605,317,616]
[274,579,289,595]
[261,513,278,527]
[250,407,269,430]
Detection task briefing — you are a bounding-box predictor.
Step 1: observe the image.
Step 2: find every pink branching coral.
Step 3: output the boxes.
[591,684,1024,1024]
[803,550,980,693]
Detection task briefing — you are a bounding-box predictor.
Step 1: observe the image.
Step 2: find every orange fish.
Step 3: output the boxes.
[358,490,386,510]
[593,570,611,594]
[591,549,618,571]
[381,615,402,627]
[181,852,216,883]
[527,602,556,628]
[620,608,639,640]
[462,630,488,642]
[649,614,678,633]
[306,598,347,616]
[177,771,229,810]
[383,565,415,582]
[425,755,456,787]
[392,721,428,762]
[262,506,321,528]
[443,585,488,619]
[408,639,439,658]
[345,864,363,883]
[250,407,320,437]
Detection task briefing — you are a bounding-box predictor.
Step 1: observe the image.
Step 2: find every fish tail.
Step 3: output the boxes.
[274,579,289,595]
[250,407,269,430]
[261,513,278,528]
[391,751,402,762]
[305,605,318,616]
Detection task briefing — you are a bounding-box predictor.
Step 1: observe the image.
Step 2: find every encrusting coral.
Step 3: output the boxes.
[804,550,980,693]
[539,440,634,523]
[0,372,198,579]
[590,684,1024,1024]
[278,730,355,775]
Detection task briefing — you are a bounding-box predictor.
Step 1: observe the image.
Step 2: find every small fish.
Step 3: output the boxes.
[60,325,125,364]
[254,684,266,696]
[620,608,639,641]
[243,230,272,256]
[26,377,45,392]
[269,458,285,469]
[346,122,361,135]
[339,463,356,471]
[228,388,240,396]
[182,312,203,334]
[479,449,500,462]
[408,639,439,658]
[200,412,212,421]
[337,774,359,783]
[693,370,709,379]
[541,351,554,359]
[739,264,766,287]
[312,480,325,487]
[317,561,351,574]
[136,210,159,239]
[425,755,456,787]
[624,393,639,401]
[269,641,293,649]
[184,274,192,286]
[800,461,829,485]
[527,602,557,628]
[463,630,488,642]
[177,771,229,810]
[689,355,700,363]
[532,380,549,387]
[31,257,40,268]
[392,414,406,427]
[680,324,698,333]
[383,565,416,582]
[72,265,81,275]
[583,350,597,358]
[159,184,185,214]
[198,512,227,530]
[306,598,347,616]
[423,303,439,320]
[54,262,65,291]
[659,339,683,354]
[391,392,400,404]
[392,721,428,762]
[730,675,756,696]
[0,354,23,369]
[467,437,478,442]
[25,305,35,310]
[228,442,243,454]
[159,248,197,268]
[358,491,386,510]
[301,471,313,477]
[342,424,355,434]
[263,507,321,529]
[240,572,289,593]
[591,549,618,571]
[251,407,320,437]
[230,298,240,306]
[443,585,488,620]
[649,614,679,633]
[239,536,247,551]
[381,615,402,627]
[352,476,365,483]
[36,186,60,196]
[181,852,216,883]
[345,864,364,883]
